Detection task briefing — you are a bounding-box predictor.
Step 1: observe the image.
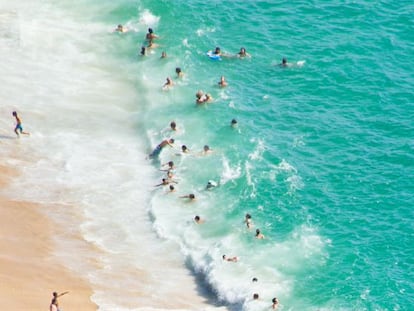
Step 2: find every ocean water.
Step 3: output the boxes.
[1,0,413,310]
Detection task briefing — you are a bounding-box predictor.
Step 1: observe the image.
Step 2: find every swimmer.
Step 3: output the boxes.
[147,40,159,49]
[146,28,158,41]
[154,178,177,187]
[253,293,259,300]
[201,145,212,155]
[12,111,30,137]
[196,90,206,104]
[206,180,218,190]
[168,185,176,192]
[279,58,288,67]
[255,228,265,239]
[140,46,146,56]
[213,47,221,55]
[252,277,258,282]
[163,77,173,90]
[175,67,184,78]
[194,215,205,224]
[272,297,279,309]
[180,193,196,201]
[231,119,238,128]
[237,47,250,58]
[181,145,189,153]
[222,255,238,262]
[149,138,175,158]
[245,213,252,228]
[114,24,126,33]
[161,161,175,171]
[170,121,177,131]
[161,51,167,58]
[218,76,228,87]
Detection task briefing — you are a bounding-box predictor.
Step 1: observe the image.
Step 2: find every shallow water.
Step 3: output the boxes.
[1,0,413,310]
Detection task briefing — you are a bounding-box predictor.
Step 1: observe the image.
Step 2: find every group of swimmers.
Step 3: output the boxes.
[117,25,281,310]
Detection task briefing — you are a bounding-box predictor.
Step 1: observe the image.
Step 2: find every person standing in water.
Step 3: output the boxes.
[12,111,30,137]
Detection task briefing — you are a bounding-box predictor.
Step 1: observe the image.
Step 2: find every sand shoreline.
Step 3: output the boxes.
[0,165,97,311]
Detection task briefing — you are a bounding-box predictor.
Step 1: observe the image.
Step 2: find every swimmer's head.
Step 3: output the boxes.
[170,121,176,130]
[161,51,167,58]
[252,277,258,282]
[282,58,287,64]
[181,145,188,152]
[148,28,153,33]
[169,138,175,144]
[256,229,261,235]
[169,185,175,191]
[272,298,279,304]
[203,145,210,151]
[222,255,226,260]
[231,119,238,127]
[253,293,259,300]
[168,161,174,167]
[246,213,252,219]
[175,67,181,74]
[12,111,17,116]
[240,47,246,53]
[194,216,200,222]
[189,194,195,199]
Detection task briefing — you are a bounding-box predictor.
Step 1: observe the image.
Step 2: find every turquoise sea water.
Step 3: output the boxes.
[1,0,413,310]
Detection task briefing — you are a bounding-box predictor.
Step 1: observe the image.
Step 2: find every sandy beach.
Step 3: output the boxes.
[0,165,97,311]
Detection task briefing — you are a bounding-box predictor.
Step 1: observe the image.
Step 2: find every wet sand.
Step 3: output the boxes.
[0,165,97,310]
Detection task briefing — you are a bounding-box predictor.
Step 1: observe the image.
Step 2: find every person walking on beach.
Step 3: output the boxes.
[50,291,68,311]
[12,111,30,137]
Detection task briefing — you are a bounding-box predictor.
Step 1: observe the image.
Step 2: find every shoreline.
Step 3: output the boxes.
[0,164,97,311]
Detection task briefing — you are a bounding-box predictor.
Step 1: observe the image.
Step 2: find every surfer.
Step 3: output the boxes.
[149,138,175,158]
[12,111,30,137]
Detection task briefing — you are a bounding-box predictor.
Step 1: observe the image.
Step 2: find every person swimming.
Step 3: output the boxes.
[114,24,126,33]
[222,254,238,262]
[218,76,228,87]
[163,77,173,90]
[255,228,265,239]
[140,46,146,56]
[280,58,288,67]
[149,138,174,158]
[146,28,158,41]
[237,47,250,58]
[175,67,184,78]
[231,119,238,128]
[161,51,167,58]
